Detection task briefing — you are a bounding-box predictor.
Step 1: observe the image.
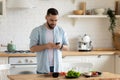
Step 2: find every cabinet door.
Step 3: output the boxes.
[0,57,9,80]
[0,57,8,64]
[93,55,114,73]
[115,55,120,74]
[62,55,114,73]
[0,0,6,17]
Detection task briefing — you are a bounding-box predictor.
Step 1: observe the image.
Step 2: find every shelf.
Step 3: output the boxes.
[68,15,120,26]
[68,15,120,18]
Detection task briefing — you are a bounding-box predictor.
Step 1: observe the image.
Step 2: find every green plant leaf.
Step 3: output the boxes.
[107,8,116,36]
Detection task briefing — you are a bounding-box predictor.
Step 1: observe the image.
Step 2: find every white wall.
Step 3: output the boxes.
[0,0,119,51]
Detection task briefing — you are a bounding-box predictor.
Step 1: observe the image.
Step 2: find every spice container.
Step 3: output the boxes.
[80,2,86,15]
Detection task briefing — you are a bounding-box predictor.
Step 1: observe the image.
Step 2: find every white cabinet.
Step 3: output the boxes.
[0,0,6,17]
[0,57,8,64]
[62,55,115,73]
[115,55,120,74]
[93,55,114,73]
[0,57,9,80]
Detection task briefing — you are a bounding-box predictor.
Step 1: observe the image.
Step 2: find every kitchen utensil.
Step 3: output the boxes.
[73,10,83,15]
[94,8,105,15]
[52,72,59,78]
[83,71,102,78]
[1,41,16,52]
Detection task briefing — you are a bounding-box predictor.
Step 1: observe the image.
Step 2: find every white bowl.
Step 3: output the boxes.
[94,8,105,15]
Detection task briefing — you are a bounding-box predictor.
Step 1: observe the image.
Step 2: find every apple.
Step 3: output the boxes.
[92,71,98,76]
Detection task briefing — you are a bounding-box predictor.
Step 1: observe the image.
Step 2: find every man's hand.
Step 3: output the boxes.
[55,43,61,49]
[46,42,56,49]
[46,42,61,49]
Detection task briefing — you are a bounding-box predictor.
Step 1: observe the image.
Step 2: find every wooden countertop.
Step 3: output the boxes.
[7,72,120,80]
[0,49,120,57]
[0,52,36,57]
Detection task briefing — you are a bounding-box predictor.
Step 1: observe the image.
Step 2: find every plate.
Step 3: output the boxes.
[83,72,102,78]
[65,76,79,79]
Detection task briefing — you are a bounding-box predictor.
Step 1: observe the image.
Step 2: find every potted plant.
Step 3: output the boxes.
[107,8,116,40]
[107,8,120,50]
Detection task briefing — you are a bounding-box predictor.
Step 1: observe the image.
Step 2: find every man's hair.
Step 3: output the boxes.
[47,8,59,15]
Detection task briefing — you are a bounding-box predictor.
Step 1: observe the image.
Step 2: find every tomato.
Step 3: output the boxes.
[60,72,66,76]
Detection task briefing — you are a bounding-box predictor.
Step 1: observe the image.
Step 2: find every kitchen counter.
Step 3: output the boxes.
[7,72,120,80]
[0,50,120,57]
[0,52,36,57]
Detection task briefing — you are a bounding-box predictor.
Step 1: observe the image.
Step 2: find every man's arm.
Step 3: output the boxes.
[30,44,47,53]
[30,43,69,53]
[61,45,69,51]
[30,42,57,53]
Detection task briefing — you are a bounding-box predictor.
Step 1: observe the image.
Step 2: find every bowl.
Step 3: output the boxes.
[94,8,105,15]
[52,72,59,78]
[73,10,83,15]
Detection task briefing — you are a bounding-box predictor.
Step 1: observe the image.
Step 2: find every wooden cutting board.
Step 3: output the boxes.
[7,72,120,80]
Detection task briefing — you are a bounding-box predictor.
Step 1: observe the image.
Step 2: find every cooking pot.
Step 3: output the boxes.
[7,41,16,52]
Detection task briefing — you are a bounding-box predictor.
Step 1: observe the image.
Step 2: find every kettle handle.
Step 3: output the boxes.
[1,44,7,47]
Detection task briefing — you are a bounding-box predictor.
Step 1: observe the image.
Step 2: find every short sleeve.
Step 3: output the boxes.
[29,27,39,48]
[62,31,69,45]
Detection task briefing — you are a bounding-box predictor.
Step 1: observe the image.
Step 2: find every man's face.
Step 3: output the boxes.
[46,14,58,29]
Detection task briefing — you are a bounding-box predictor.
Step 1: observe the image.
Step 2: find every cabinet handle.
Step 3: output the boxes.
[98,55,102,58]
[62,56,66,58]
[11,65,15,68]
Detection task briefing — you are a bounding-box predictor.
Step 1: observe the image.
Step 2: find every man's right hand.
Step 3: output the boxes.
[46,42,56,49]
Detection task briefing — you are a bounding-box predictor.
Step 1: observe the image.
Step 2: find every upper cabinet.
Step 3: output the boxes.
[0,0,6,17]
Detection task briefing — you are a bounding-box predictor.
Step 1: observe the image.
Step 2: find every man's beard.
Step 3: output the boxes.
[47,22,55,29]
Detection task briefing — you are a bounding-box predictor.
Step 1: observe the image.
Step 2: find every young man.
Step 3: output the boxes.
[29,8,69,74]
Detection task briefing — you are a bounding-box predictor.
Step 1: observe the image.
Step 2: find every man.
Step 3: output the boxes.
[29,8,69,74]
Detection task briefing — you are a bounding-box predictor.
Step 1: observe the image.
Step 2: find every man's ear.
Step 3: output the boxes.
[45,15,47,20]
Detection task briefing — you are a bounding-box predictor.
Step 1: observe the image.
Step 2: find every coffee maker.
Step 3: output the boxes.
[77,34,93,51]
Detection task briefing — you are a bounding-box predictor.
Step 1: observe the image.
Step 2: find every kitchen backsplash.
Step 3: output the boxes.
[0,0,119,51]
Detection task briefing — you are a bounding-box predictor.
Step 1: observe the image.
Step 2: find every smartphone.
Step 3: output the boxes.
[56,42,60,45]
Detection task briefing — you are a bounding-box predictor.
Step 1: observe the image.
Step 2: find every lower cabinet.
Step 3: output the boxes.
[115,55,120,74]
[0,57,9,80]
[0,57,8,64]
[62,55,115,73]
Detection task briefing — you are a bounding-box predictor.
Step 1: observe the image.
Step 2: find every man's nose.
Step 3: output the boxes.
[52,21,56,24]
